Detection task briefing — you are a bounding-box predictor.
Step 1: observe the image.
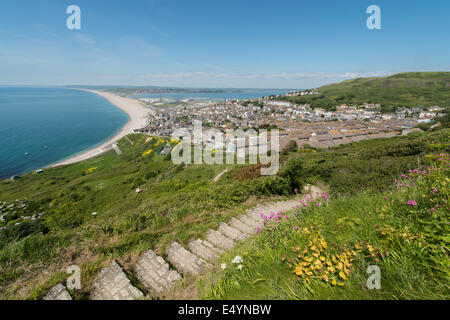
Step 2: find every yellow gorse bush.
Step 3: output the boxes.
[287,226,383,287]
[86,167,98,174]
[142,149,153,157]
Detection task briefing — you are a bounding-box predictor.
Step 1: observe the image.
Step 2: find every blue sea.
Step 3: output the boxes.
[131,90,290,101]
[0,87,129,179]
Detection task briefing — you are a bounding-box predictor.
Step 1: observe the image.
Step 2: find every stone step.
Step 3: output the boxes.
[43,283,72,300]
[206,229,235,250]
[218,223,247,241]
[90,260,144,300]
[238,215,262,230]
[188,239,222,263]
[135,250,182,294]
[245,212,264,225]
[167,242,210,276]
[229,217,254,235]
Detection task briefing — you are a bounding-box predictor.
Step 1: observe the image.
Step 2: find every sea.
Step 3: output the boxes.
[130,90,290,102]
[0,87,290,179]
[0,86,129,179]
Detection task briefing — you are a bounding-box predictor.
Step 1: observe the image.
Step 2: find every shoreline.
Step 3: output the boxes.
[51,89,151,167]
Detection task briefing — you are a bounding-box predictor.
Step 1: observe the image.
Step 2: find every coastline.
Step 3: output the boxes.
[51,89,151,167]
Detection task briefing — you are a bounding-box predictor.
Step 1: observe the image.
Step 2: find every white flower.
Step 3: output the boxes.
[237,264,243,270]
[232,255,243,264]
[221,263,227,270]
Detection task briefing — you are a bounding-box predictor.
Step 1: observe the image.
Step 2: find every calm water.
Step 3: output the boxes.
[0,87,129,179]
[131,90,290,101]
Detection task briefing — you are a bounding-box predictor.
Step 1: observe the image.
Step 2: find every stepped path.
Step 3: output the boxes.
[44,185,323,300]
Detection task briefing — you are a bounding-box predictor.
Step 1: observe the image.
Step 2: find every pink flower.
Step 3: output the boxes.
[384,196,388,200]
[430,208,436,212]
[294,188,298,194]
[284,215,289,219]
[407,200,417,206]
[295,226,299,230]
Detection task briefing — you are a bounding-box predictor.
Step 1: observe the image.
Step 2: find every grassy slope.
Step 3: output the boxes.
[0,134,294,299]
[0,129,448,299]
[199,153,449,300]
[280,72,450,112]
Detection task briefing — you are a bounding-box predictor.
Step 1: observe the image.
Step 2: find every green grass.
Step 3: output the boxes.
[199,154,449,299]
[277,72,450,112]
[0,129,448,299]
[0,134,293,299]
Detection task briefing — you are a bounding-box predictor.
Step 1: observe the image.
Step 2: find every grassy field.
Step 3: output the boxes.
[0,129,448,299]
[277,72,450,112]
[199,153,449,299]
[0,134,296,299]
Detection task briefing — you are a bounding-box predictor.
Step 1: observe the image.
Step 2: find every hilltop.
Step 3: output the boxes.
[278,72,450,112]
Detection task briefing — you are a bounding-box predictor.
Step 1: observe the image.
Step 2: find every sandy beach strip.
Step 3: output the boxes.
[51,89,151,167]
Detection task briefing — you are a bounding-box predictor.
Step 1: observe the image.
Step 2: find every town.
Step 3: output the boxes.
[135,89,446,151]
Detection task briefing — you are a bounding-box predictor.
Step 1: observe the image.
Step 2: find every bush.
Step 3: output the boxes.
[0,221,49,249]
[279,157,304,192]
[281,140,298,155]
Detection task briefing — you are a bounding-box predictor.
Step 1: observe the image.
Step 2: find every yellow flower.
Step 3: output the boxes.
[294,266,304,276]
[331,279,337,286]
[339,271,347,280]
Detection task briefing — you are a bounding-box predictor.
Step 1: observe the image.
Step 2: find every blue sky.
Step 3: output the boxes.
[0,0,449,88]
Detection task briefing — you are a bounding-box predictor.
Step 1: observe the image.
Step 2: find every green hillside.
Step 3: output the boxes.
[0,128,448,300]
[279,72,450,112]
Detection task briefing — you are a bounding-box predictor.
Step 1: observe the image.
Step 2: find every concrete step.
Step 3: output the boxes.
[43,283,72,300]
[218,223,247,241]
[238,215,262,230]
[206,229,235,250]
[229,217,254,235]
[135,250,182,294]
[188,239,222,263]
[90,260,144,300]
[167,242,211,276]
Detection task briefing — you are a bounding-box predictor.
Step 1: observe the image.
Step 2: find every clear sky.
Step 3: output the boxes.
[0,0,449,88]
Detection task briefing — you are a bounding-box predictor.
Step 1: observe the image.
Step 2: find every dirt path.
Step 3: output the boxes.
[212,168,229,182]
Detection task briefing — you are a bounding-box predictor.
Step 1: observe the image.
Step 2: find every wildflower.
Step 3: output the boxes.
[407,200,417,206]
[294,188,299,194]
[284,215,289,219]
[295,226,300,230]
[221,263,227,270]
[430,208,436,212]
[237,264,243,270]
[384,196,388,200]
[232,256,243,264]
[256,227,261,234]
